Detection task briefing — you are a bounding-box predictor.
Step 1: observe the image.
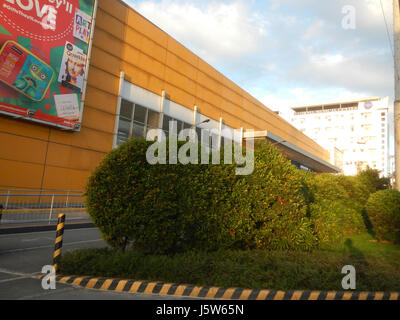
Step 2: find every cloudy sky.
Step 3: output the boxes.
[122,0,394,115]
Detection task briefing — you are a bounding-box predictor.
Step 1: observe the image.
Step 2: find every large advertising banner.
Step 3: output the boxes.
[0,0,97,130]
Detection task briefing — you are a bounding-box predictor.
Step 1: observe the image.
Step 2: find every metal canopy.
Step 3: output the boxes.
[243,130,340,173]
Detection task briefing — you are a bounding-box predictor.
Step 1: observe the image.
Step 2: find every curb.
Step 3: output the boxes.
[36,274,400,300]
[0,222,94,234]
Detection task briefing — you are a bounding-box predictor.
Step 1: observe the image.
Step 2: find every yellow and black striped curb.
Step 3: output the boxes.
[35,274,400,300]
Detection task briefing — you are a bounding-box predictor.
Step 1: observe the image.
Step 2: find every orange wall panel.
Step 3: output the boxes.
[140,36,167,63]
[95,7,126,41]
[124,27,144,52]
[166,52,198,81]
[84,85,119,115]
[90,46,122,77]
[98,0,128,23]
[0,117,50,141]
[80,107,116,134]
[0,133,47,165]
[165,83,196,109]
[136,52,165,80]
[46,143,105,172]
[167,38,199,67]
[92,28,126,61]
[86,66,120,96]
[0,159,44,189]
[126,9,168,48]
[165,67,196,96]
[49,127,113,154]
[41,166,91,191]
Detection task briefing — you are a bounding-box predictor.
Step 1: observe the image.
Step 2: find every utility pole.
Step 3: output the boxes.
[394,0,400,190]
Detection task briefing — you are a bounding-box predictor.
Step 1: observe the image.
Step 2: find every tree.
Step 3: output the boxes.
[356,167,391,194]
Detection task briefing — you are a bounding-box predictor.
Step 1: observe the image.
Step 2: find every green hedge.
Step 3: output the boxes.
[229,141,316,250]
[86,137,378,254]
[86,138,241,253]
[300,173,367,248]
[356,167,391,193]
[86,139,321,253]
[366,189,400,244]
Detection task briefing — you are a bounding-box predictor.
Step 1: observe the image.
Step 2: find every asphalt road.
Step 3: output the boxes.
[0,228,196,300]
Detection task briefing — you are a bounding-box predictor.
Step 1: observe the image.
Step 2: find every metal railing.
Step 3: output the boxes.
[0,189,88,226]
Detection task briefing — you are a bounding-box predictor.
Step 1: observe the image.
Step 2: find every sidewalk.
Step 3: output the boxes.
[0,219,94,234]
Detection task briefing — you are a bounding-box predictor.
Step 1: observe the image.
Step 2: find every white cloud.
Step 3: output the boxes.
[127,0,267,64]
[302,19,325,41]
[310,53,345,67]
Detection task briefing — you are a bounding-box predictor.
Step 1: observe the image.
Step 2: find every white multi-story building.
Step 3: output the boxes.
[286,97,390,176]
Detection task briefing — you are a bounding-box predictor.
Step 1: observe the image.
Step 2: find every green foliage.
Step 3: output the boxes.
[86,138,239,254]
[59,233,400,291]
[86,137,378,254]
[300,173,367,248]
[86,138,322,253]
[356,167,391,194]
[365,189,400,244]
[230,140,317,251]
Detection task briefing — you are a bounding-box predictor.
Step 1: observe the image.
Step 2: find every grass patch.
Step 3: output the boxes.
[59,233,400,291]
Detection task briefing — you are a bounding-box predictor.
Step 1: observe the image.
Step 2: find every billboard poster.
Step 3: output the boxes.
[0,0,97,130]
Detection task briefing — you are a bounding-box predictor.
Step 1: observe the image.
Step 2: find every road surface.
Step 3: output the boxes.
[0,227,196,300]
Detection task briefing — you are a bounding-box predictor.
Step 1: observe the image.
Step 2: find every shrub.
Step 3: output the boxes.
[229,140,317,251]
[356,167,390,194]
[299,173,366,248]
[86,138,322,253]
[365,189,400,244]
[86,138,242,254]
[336,175,370,207]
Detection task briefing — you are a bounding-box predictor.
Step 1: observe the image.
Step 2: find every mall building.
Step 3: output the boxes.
[0,0,338,191]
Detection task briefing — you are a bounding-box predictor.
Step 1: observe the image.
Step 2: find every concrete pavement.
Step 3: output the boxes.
[0,228,197,300]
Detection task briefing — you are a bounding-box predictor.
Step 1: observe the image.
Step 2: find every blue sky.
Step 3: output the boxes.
[123,0,394,114]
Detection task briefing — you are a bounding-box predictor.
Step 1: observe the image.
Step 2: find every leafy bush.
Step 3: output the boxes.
[356,167,390,194]
[86,137,374,254]
[336,175,370,207]
[365,189,400,244]
[86,138,240,253]
[86,138,322,253]
[229,141,317,251]
[299,173,366,248]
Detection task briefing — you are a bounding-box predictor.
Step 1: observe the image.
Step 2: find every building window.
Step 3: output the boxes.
[162,114,193,137]
[116,99,160,145]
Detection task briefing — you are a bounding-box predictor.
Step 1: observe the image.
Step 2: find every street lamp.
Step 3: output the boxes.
[192,118,210,128]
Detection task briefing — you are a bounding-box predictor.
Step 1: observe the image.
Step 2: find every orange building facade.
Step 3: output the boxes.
[0,0,334,191]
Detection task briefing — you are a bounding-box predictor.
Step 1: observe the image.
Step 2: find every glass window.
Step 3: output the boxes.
[132,122,145,139]
[176,120,183,133]
[147,110,160,129]
[134,104,147,124]
[163,115,172,133]
[116,100,163,144]
[118,118,131,138]
[120,100,133,120]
